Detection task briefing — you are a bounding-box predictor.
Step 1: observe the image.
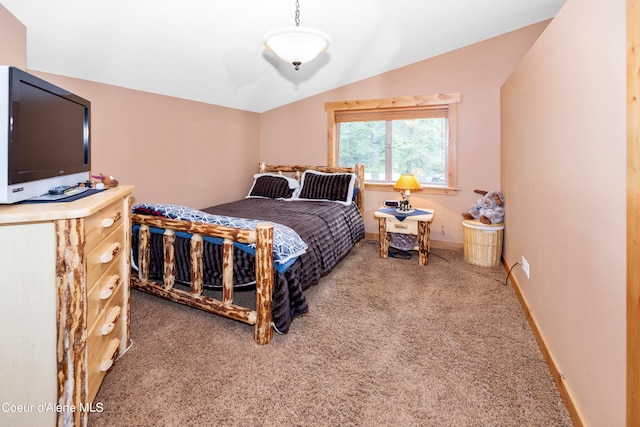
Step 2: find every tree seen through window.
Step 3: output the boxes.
[338,117,447,185]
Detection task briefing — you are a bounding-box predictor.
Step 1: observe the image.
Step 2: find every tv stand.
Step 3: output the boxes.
[0,185,134,426]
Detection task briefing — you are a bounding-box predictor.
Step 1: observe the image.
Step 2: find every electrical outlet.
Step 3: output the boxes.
[521,256,530,279]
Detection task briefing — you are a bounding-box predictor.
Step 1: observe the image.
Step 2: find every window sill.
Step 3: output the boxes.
[364,182,460,196]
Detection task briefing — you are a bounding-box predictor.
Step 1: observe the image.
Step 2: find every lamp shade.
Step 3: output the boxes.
[394,174,422,191]
[263,26,331,67]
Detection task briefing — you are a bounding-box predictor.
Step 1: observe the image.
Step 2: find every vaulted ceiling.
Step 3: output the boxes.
[2,0,566,113]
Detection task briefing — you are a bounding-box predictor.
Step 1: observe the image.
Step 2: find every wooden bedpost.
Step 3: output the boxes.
[355,163,365,218]
[163,229,176,289]
[138,224,150,280]
[190,234,204,295]
[254,223,274,345]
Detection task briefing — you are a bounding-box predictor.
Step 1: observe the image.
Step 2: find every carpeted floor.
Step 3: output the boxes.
[89,242,573,426]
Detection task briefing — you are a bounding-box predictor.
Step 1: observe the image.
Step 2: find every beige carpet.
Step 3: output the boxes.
[90,242,572,426]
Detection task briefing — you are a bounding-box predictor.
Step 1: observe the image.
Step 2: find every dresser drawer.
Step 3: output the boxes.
[88,283,125,346]
[86,290,125,402]
[385,217,418,235]
[85,199,126,253]
[87,223,125,283]
[86,331,121,402]
[87,261,124,332]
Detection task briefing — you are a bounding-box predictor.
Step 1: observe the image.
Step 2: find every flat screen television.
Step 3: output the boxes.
[0,66,91,204]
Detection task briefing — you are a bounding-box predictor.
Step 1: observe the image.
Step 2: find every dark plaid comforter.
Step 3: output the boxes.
[135,198,364,333]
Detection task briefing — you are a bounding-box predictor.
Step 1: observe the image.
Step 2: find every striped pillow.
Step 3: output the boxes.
[296,170,356,206]
[247,174,299,199]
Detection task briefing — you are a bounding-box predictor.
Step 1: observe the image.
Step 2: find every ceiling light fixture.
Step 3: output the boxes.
[263,0,331,70]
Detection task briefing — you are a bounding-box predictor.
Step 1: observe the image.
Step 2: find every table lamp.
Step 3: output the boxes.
[394,174,422,213]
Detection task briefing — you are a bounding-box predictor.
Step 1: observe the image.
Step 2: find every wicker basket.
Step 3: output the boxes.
[462,220,504,267]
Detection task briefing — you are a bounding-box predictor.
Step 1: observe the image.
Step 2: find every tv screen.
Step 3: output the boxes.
[0,66,91,203]
[10,78,89,184]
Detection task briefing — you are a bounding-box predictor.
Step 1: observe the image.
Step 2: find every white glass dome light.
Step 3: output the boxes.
[263,1,331,70]
[263,26,331,70]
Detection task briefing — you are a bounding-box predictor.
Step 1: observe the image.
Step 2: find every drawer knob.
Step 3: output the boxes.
[100,242,122,263]
[101,211,122,228]
[101,306,122,335]
[100,338,121,372]
[100,274,121,299]
[393,223,408,229]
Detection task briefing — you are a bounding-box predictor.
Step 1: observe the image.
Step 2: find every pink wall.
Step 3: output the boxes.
[0,5,25,69]
[30,71,261,208]
[260,21,550,245]
[26,73,260,209]
[501,0,626,424]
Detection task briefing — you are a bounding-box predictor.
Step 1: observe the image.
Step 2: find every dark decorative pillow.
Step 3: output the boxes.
[295,170,356,206]
[247,174,299,199]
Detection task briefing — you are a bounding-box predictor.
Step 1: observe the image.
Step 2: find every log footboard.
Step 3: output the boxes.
[131,214,275,345]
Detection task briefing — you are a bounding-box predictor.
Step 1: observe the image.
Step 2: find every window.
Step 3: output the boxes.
[326,93,460,194]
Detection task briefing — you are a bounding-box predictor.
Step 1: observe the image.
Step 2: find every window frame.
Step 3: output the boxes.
[325,93,461,195]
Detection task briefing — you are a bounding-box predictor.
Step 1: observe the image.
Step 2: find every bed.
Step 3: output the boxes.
[130,163,365,344]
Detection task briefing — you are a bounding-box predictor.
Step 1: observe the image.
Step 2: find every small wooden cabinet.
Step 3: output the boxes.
[0,185,134,427]
[374,207,435,266]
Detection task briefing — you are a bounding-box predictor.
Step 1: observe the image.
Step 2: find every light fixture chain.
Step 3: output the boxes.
[295,0,300,26]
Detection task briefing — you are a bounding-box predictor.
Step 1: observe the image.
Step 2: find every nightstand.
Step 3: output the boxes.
[374,207,435,265]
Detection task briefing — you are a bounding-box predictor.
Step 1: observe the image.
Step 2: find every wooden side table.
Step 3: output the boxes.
[374,208,435,266]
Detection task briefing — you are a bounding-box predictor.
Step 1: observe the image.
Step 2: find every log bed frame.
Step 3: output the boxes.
[131,163,365,345]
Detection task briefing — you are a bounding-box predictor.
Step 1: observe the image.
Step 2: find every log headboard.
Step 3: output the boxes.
[257,162,365,218]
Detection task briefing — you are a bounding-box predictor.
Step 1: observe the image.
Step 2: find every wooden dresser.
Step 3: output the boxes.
[0,185,134,427]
